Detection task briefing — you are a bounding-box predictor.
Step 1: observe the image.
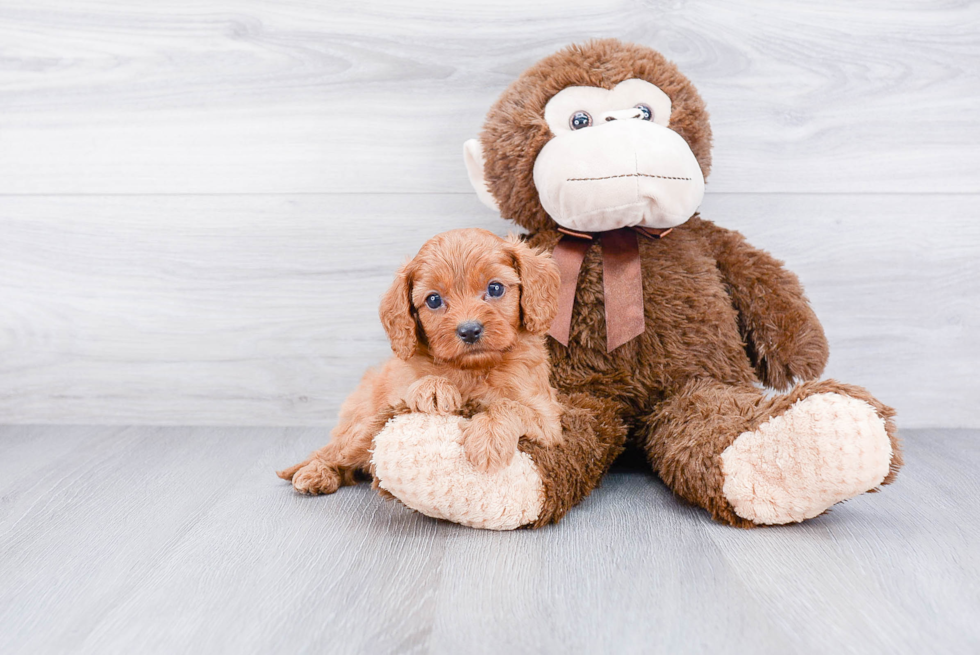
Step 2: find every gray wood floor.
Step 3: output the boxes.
[1,425,977,654]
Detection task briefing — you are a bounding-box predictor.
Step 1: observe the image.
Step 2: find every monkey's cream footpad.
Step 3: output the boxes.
[372,414,544,530]
[721,393,892,525]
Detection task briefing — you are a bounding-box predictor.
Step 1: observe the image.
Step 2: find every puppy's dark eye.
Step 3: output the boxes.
[635,104,653,121]
[569,111,592,130]
[486,282,504,298]
[425,293,443,309]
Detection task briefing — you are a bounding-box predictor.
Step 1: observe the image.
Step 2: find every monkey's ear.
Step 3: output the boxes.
[463,139,500,212]
[507,237,561,335]
[379,262,418,360]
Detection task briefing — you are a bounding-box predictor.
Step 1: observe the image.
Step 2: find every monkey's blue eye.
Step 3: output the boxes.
[486,282,504,298]
[569,111,592,130]
[635,104,653,121]
[425,293,443,309]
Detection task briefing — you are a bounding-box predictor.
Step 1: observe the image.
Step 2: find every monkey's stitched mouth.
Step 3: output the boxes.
[566,173,692,182]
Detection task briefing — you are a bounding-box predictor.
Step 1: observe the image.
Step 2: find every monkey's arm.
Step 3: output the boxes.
[690,217,829,390]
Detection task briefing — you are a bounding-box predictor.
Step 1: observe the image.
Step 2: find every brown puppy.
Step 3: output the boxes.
[277,228,563,495]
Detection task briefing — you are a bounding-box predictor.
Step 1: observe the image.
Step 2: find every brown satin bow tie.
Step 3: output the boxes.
[548,225,672,353]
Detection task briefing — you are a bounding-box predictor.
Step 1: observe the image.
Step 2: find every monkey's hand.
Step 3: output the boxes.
[404,376,462,415]
[751,321,829,391]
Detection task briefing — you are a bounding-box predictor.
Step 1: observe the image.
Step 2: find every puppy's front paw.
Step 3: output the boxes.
[405,376,462,415]
[290,460,342,495]
[462,412,520,473]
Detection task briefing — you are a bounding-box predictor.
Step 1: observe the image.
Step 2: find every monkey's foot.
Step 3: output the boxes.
[371,413,544,530]
[720,392,893,525]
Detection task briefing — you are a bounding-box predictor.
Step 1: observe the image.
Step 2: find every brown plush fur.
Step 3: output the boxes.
[479,39,902,526]
[277,228,565,492]
[520,392,629,527]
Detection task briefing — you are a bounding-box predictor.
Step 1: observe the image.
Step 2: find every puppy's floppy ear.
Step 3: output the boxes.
[379,261,418,360]
[506,236,561,335]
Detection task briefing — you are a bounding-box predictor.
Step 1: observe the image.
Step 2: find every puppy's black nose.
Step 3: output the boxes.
[456,321,484,344]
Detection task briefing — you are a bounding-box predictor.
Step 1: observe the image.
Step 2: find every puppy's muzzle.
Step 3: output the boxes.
[456,321,484,345]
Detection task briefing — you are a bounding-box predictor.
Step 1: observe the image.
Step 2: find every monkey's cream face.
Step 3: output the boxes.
[464,78,705,233]
[532,79,705,232]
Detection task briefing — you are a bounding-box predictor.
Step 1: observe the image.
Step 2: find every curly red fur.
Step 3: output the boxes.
[277,228,564,492]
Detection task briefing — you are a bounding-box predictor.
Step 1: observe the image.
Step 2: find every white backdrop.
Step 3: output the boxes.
[1,0,977,426]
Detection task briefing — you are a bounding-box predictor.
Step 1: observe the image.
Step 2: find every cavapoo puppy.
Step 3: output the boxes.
[278,228,563,495]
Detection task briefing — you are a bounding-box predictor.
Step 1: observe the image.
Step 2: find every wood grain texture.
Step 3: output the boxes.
[0,0,977,194]
[1,192,977,427]
[0,426,977,654]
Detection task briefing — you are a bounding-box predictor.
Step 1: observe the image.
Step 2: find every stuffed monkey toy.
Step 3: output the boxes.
[371,39,902,529]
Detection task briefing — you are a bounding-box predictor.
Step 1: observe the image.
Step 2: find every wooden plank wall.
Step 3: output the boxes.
[1,1,977,427]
